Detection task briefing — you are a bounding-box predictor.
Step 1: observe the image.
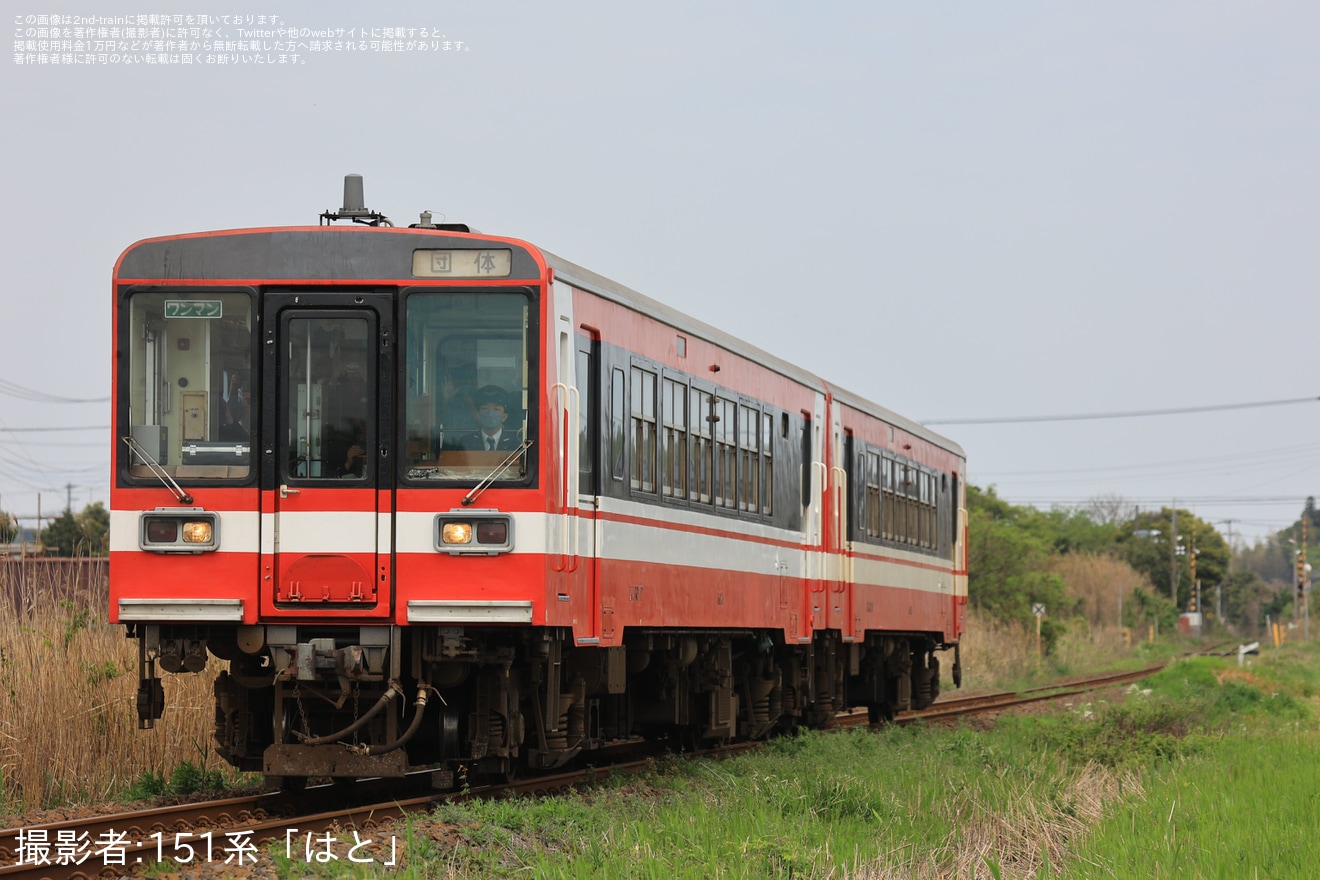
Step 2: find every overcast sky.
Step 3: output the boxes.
[2,1,1316,544]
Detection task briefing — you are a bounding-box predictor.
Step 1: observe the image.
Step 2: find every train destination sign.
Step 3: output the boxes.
[412,248,512,278]
[164,300,223,318]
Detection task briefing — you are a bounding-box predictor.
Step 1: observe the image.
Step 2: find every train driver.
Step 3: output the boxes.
[452,385,522,452]
[336,441,367,478]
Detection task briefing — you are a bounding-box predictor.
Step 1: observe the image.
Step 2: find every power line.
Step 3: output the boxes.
[999,494,1307,508]
[0,440,104,447]
[976,455,1320,488]
[0,379,108,404]
[0,426,110,433]
[976,442,1320,480]
[922,395,1319,426]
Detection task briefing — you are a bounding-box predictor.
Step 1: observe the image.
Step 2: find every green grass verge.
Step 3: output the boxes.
[1064,730,1320,879]
[294,643,1320,879]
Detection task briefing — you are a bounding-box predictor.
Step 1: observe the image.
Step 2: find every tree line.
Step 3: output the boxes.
[968,485,1308,646]
[0,502,108,556]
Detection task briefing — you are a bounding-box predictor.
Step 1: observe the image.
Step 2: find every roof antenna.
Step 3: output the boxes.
[321,174,392,226]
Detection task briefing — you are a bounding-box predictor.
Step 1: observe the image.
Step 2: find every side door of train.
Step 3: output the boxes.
[258,292,395,619]
[571,333,601,641]
[825,397,855,640]
[551,280,600,644]
[803,391,827,636]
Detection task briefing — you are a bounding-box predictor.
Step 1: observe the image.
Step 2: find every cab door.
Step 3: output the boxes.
[260,293,394,617]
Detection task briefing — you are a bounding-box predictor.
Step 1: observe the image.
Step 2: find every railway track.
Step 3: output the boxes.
[0,664,1166,879]
[893,664,1163,725]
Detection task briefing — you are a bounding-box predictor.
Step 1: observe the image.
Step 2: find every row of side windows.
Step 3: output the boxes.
[859,448,942,552]
[614,365,774,518]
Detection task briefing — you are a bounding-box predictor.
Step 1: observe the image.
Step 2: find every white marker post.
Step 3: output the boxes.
[1032,603,1046,658]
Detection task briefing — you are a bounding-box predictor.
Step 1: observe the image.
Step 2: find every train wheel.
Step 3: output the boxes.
[867,703,894,725]
[478,756,519,785]
[669,724,700,753]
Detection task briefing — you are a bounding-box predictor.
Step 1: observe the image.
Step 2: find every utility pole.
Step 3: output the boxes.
[1189,544,1200,636]
[1189,542,1197,607]
[1218,519,1238,627]
[65,482,74,515]
[1300,518,1309,642]
[1170,506,1179,603]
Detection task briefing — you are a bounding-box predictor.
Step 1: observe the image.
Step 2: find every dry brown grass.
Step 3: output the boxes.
[956,609,1041,690]
[958,605,1132,692]
[957,554,1149,693]
[1050,552,1151,631]
[0,559,221,818]
[853,762,1145,879]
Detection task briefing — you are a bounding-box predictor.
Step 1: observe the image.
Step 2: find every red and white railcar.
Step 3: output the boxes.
[109,177,966,784]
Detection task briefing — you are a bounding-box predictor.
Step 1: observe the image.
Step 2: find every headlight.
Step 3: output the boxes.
[140,508,220,554]
[442,522,474,545]
[182,521,213,543]
[435,511,513,555]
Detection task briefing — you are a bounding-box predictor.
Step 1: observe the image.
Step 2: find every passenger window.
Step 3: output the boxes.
[713,397,737,510]
[630,366,657,493]
[738,405,758,513]
[691,389,713,504]
[611,368,626,481]
[662,377,688,499]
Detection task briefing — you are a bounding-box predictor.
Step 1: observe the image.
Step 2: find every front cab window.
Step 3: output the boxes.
[121,289,254,481]
[403,291,533,484]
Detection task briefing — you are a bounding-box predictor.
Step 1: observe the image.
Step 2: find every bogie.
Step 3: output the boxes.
[184,624,950,785]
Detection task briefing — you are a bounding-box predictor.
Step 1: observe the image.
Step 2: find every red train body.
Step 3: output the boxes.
[110,179,967,783]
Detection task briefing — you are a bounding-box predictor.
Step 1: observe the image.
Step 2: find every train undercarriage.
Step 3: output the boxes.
[132,624,960,786]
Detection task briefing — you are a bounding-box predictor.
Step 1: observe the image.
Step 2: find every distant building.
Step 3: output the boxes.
[0,527,41,557]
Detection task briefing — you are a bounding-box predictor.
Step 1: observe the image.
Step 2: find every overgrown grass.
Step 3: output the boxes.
[326,643,1319,880]
[324,723,1137,878]
[1052,647,1320,877]
[959,607,1146,692]
[0,561,238,817]
[1064,730,1320,879]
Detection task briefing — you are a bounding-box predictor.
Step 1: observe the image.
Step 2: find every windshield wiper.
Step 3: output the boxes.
[122,435,194,505]
[461,439,533,507]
